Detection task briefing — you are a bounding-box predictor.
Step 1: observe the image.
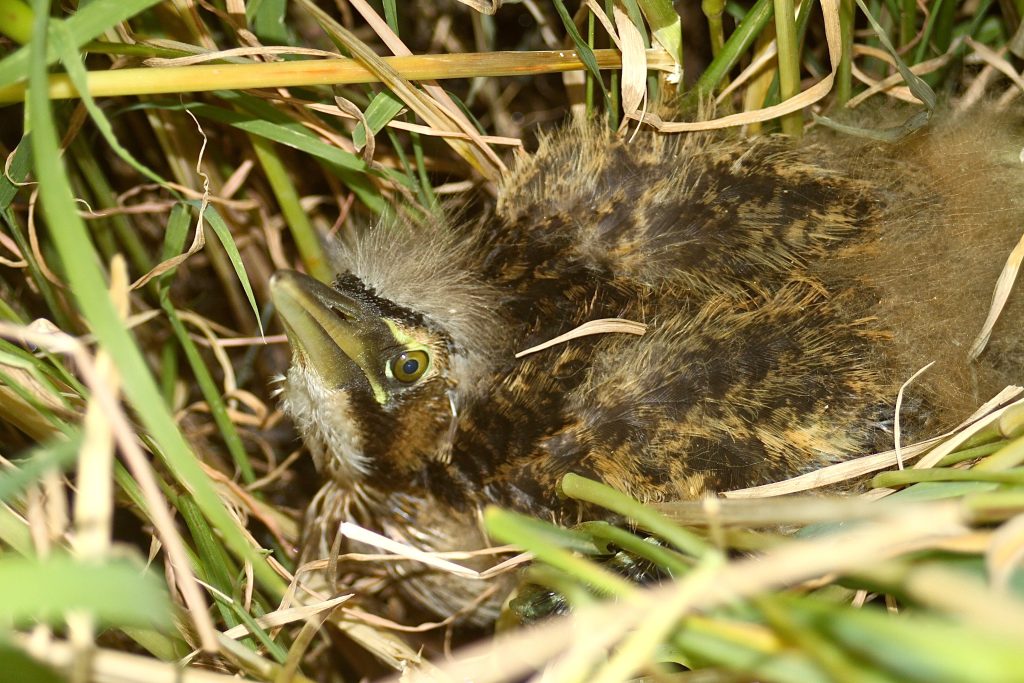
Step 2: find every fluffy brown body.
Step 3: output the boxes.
[274,110,1023,623]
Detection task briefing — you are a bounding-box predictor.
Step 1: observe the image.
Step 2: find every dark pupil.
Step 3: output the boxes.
[401,358,419,376]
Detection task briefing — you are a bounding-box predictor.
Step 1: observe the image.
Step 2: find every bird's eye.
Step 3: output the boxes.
[390,350,429,383]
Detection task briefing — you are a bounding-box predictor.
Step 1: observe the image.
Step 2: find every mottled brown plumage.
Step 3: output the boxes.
[271,109,1023,623]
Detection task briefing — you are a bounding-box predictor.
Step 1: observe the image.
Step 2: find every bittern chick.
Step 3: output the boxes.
[271,110,1024,623]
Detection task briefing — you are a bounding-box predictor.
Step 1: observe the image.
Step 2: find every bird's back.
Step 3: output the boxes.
[436,111,1024,516]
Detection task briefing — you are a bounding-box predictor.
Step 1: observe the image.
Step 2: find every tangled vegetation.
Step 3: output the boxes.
[1,0,1023,681]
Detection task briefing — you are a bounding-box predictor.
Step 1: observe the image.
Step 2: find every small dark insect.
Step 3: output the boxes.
[272,110,1023,624]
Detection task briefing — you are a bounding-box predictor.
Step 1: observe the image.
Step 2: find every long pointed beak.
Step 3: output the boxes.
[270,270,381,392]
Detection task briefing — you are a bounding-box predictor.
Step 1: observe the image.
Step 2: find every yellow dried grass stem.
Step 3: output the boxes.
[969,227,1024,361]
[19,636,262,683]
[724,388,1024,499]
[514,318,648,358]
[0,48,676,104]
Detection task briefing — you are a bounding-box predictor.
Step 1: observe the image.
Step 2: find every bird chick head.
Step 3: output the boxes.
[270,222,501,488]
[271,268,469,485]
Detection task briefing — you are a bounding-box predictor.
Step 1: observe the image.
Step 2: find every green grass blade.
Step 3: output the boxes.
[691,0,774,101]
[561,474,711,557]
[578,521,694,575]
[636,0,683,66]
[485,507,637,597]
[352,90,405,150]
[0,135,31,210]
[25,0,286,597]
[552,0,611,107]
[51,21,169,190]
[0,554,172,628]
[188,99,388,212]
[248,135,332,282]
[199,203,264,335]
[0,435,81,502]
[247,0,289,44]
[382,0,399,35]
[159,205,257,482]
[0,642,67,683]
[189,102,367,172]
[178,493,243,629]
[799,597,1024,682]
[0,0,163,87]
[872,467,1024,488]
[856,0,936,110]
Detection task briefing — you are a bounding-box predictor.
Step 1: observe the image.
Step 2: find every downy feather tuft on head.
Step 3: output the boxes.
[328,211,507,385]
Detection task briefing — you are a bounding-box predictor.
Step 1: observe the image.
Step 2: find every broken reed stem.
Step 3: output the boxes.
[0,48,676,104]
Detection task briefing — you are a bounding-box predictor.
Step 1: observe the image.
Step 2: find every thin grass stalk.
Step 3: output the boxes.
[2,213,74,330]
[873,466,1024,488]
[160,288,257,484]
[936,440,1005,466]
[383,126,418,193]
[703,0,727,57]
[690,0,775,102]
[586,11,597,114]
[604,0,621,130]
[761,0,817,109]
[898,0,915,46]
[912,0,946,64]
[561,474,710,557]
[485,508,637,596]
[578,521,693,575]
[836,0,854,105]
[553,0,611,112]
[409,130,438,207]
[975,433,1024,471]
[773,0,802,136]
[80,40,184,59]
[67,135,153,276]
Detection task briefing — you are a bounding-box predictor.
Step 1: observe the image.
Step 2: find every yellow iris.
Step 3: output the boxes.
[390,350,429,383]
